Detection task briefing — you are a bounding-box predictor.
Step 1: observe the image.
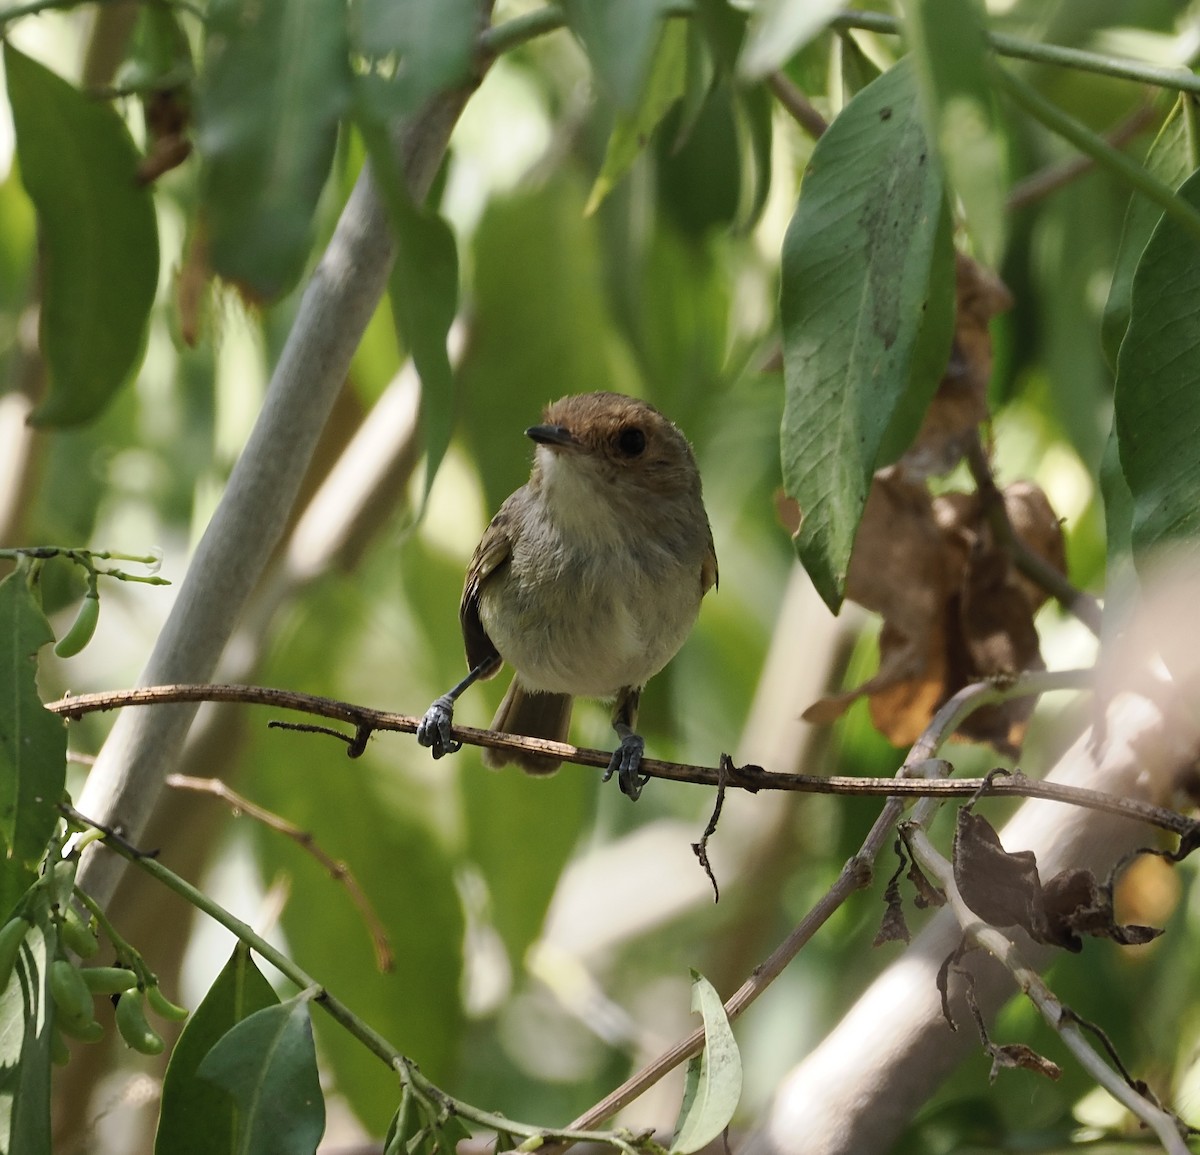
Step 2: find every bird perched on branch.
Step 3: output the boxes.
[417,391,717,799]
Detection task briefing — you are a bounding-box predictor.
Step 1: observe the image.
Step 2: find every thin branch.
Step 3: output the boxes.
[991,61,1200,247]
[60,803,653,1155]
[964,433,1104,637]
[45,675,1197,839]
[165,774,394,974]
[1006,103,1159,212]
[767,73,829,139]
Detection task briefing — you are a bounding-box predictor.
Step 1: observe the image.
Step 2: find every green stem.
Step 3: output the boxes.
[63,805,651,1152]
[831,9,1200,96]
[992,62,1200,246]
[479,6,565,58]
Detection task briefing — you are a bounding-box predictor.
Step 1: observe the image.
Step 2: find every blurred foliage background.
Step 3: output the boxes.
[2,1,1200,1152]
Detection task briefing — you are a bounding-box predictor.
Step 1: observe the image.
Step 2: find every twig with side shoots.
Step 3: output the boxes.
[46,675,1196,840]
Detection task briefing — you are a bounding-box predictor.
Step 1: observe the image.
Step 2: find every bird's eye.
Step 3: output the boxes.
[616,426,646,457]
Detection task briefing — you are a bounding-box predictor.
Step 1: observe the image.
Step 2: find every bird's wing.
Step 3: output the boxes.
[460,497,516,673]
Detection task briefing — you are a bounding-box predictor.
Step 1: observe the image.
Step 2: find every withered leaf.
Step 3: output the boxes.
[953,809,1044,933]
[875,840,912,946]
[986,1043,1062,1084]
[904,254,1013,478]
[953,811,1164,952]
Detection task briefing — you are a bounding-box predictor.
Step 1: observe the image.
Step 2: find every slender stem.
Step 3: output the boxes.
[992,62,1200,247]
[831,10,1200,96]
[60,804,652,1153]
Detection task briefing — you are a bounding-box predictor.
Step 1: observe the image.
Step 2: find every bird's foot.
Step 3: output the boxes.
[603,732,648,800]
[417,695,461,758]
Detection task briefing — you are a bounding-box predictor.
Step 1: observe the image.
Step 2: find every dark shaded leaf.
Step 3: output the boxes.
[4,44,158,426]
[1102,97,1195,370]
[0,573,66,869]
[780,58,953,610]
[1114,165,1200,564]
[195,0,350,300]
[196,991,325,1155]
[155,944,280,1155]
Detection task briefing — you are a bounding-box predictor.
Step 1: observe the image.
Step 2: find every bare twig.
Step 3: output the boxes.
[768,72,829,139]
[165,774,394,973]
[1006,103,1159,212]
[44,676,1197,839]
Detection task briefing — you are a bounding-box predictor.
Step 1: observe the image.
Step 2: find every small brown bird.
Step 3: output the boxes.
[417,391,717,798]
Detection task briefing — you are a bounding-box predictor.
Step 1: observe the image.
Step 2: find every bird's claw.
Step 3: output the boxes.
[417,696,461,759]
[603,732,648,800]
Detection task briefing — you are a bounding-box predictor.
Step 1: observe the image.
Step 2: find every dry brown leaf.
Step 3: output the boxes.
[903,254,1012,477]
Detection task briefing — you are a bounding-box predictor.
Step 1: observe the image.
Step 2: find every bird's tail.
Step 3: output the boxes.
[482,680,572,775]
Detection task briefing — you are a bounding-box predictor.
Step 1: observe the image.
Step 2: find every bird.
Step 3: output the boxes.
[416,391,717,799]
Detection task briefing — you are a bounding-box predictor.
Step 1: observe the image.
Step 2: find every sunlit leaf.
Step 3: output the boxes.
[0,573,65,869]
[4,44,158,427]
[196,991,325,1155]
[900,0,1006,266]
[586,21,688,215]
[672,970,742,1154]
[738,0,842,81]
[780,58,953,611]
[155,943,280,1155]
[195,0,350,301]
[1102,97,1196,370]
[562,0,677,111]
[1114,166,1200,563]
[0,920,54,1155]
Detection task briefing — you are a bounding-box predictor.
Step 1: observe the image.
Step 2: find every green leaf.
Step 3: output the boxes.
[586,21,688,215]
[737,0,842,81]
[155,943,281,1155]
[349,0,478,125]
[1114,165,1200,564]
[1100,423,1133,568]
[732,81,773,232]
[562,0,677,111]
[780,58,952,611]
[195,0,350,301]
[671,970,742,1154]
[196,991,325,1155]
[3,44,158,427]
[0,920,54,1155]
[1102,97,1196,371]
[0,573,66,869]
[900,0,1006,267]
[357,124,461,516]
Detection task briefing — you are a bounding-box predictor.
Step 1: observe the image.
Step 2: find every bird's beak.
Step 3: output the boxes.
[525,423,580,450]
